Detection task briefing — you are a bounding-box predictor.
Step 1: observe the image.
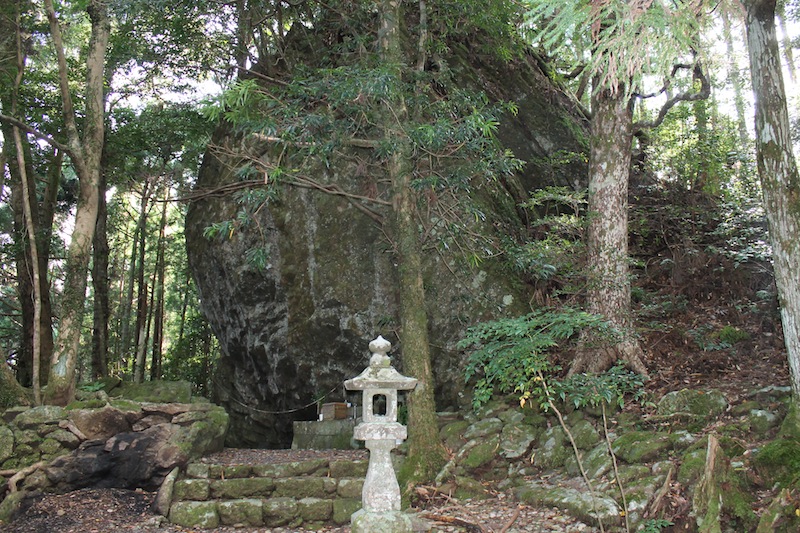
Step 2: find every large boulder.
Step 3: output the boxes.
[185,22,588,447]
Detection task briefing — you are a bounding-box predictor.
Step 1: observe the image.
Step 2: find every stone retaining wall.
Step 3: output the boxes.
[163,456,367,529]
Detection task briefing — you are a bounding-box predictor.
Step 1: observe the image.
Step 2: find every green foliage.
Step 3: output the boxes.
[547,362,647,410]
[523,0,703,98]
[460,307,623,409]
[640,519,674,533]
[503,186,586,290]
[687,324,750,352]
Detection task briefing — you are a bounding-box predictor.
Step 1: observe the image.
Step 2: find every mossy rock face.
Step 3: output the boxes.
[217,498,263,527]
[463,435,500,470]
[332,498,361,525]
[515,480,621,527]
[210,477,276,499]
[611,431,672,464]
[581,442,612,480]
[112,380,193,403]
[174,479,211,501]
[440,420,470,451]
[263,497,298,527]
[534,427,569,469]
[329,459,368,479]
[169,501,220,528]
[499,422,539,460]
[753,438,800,488]
[12,406,65,429]
[756,488,800,533]
[569,419,600,450]
[678,447,706,486]
[463,417,503,440]
[336,478,363,499]
[297,497,333,522]
[0,426,14,463]
[454,475,490,500]
[656,389,728,419]
[748,409,780,435]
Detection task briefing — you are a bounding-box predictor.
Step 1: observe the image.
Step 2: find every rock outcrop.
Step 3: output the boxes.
[185,26,588,447]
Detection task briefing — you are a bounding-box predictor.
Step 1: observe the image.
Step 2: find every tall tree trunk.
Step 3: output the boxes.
[776,6,796,83]
[13,125,42,405]
[570,88,648,377]
[721,9,751,150]
[132,183,153,382]
[743,0,800,400]
[379,0,446,487]
[119,213,141,366]
[44,0,110,405]
[91,168,109,379]
[150,191,169,380]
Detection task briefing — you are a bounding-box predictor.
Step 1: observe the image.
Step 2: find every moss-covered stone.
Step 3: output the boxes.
[656,389,728,419]
[678,447,706,486]
[113,380,193,403]
[297,497,333,521]
[463,417,503,440]
[756,488,800,533]
[263,497,298,527]
[535,427,570,469]
[515,480,621,527]
[440,420,470,451]
[329,459,368,478]
[253,458,329,478]
[454,475,490,500]
[12,405,64,429]
[463,435,500,470]
[332,498,362,525]
[570,419,601,450]
[217,498,263,526]
[169,501,220,528]
[185,463,210,479]
[336,478,364,499]
[753,438,800,488]
[499,422,539,460]
[272,477,327,498]
[611,431,672,463]
[174,479,211,501]
[210,477,276,499]
[0,426,14,463]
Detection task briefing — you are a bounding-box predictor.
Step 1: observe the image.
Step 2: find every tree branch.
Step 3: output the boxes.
[0,113,72,155]
[633,62,710,132]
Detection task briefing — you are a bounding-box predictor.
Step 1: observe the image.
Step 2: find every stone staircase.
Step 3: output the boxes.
[163,453,368,529]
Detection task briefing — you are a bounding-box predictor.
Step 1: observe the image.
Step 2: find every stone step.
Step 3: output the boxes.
[166,454,368,529]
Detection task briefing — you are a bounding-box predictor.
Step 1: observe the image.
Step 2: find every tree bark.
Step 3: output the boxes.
[44,0,110,405]
[379,0,447,486]
[570,87,647,377]
[91,167,110,379]
[150,190,170,380]
[743,0,800,400]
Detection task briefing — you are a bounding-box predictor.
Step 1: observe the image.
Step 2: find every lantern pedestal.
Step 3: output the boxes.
[345,336,416,533]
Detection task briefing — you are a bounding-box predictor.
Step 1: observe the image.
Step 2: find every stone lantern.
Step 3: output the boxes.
[344,335,417,533]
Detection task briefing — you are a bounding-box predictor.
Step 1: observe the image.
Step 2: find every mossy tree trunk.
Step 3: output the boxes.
[743,0,800,401]
[43,0,110,405]
[570,87,648,377]
[380,0,447,485]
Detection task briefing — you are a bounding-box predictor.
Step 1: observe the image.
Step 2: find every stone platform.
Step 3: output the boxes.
[163,450,367,529]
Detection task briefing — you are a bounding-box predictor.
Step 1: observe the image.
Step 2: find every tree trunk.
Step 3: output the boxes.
[13,124,42,405]
[743,0,800,400]
[776,6,795,83]
[570,87,648,377]
[44,0,110,405]
[721,9,751,151]
[91,167,109,379]
[379,0,446,486]
[132,182,152,380]
[150,191,169,380]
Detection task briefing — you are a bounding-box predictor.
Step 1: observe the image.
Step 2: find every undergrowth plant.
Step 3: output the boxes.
[460,308,650,532]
